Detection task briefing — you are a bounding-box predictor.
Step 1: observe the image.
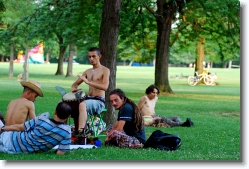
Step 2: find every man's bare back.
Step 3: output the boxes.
[5,80,43,125]
[6,98,36,125]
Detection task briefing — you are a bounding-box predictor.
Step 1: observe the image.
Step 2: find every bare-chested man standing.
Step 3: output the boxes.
[138,84,194,127]
[6,80,43,125]
[71,47,110,134]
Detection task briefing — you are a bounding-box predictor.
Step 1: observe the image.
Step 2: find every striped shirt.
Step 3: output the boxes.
[0,115,71,154]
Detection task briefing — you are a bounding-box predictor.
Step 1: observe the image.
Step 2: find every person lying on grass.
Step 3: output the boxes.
[0,102,72,155]
[138,84,194,127]
[104,88,146,148]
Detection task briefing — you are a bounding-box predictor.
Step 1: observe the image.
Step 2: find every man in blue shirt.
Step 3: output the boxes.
[105,88,146,148]
[0,102,72,155]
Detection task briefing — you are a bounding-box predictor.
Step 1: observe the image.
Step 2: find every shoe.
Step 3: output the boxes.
[182,118,194,127]
[75,128,87,138]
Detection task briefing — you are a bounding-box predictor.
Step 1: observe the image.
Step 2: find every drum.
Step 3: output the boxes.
[62,91,86,118]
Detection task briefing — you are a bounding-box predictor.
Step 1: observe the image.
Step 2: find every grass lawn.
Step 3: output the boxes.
[0,62,240,161]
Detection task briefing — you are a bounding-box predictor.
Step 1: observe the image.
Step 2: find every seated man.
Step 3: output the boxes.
[71,47,110,135]
[104,88,146,148]
[138,84,194,127]
[6,80,43,125]
[0,102,72,155]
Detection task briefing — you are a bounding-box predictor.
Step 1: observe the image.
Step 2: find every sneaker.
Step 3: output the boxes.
[187,118,194,126]
[183,118,194,127]
[75,128,87,138]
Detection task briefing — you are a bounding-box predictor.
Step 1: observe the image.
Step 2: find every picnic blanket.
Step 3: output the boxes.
[53,144,97,150]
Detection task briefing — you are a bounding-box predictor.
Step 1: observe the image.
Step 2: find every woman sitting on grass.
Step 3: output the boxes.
[138,84,194,127]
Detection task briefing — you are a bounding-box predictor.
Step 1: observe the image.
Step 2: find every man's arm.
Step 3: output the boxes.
[137,96,146,110]
[0,123,24,134]
[79,68,110,91]
[72,72,86,92]
[55,150,65,155]
[111,120,125,132]
[28,102,36,120]
[105,120,125,141]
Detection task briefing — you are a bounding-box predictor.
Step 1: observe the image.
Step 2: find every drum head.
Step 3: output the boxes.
[63,91,85,101]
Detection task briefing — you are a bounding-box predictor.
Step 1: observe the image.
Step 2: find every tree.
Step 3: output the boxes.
[178,0,240,72]
[140,0,190,93]
[66,39,76,77]
[0,0,38,77]
[139,0,240,91]
[99,0,122,125]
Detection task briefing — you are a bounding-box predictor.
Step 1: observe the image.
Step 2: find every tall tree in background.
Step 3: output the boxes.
[141,0,190,93]
[99,0,122,125]
[1,0,37,78]
[139,0,239,92]
[180,0,240,73]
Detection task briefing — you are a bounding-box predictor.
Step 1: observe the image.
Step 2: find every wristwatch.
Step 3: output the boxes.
[1,126,4,133]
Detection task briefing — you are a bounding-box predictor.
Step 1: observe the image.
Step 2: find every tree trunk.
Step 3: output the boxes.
[55,34,67,75]
[23,42,29,81]
[99,0,122,126]
[195,37,205,75]
[223,62,227,68]
[45,48,50,64]
[66,42,75,77]
[228,60,232,69]
[154,0,175,94]
[8,43,14,78]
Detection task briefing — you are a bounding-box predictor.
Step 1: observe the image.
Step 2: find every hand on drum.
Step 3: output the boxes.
[72,88,82,93]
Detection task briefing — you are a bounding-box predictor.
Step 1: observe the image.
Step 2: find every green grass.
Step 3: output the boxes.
[0,62,240,161]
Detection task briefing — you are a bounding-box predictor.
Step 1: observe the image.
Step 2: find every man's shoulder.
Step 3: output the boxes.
[8,98,32,107]
[141,95,148,100]
[139,95,148,102]
[123,102,134,110]
[101,65,110,72]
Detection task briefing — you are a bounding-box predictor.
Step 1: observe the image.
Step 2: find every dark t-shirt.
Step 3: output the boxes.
[118,102,146,144]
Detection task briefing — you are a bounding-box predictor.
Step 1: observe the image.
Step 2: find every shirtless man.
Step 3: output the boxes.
[71,47,110,134]
[5,80,43,125]
[138,84,194,127]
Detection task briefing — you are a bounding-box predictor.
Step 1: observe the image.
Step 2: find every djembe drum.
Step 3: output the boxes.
[62,91,86,132]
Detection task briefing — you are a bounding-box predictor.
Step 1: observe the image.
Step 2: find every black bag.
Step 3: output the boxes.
[144,130,181,151]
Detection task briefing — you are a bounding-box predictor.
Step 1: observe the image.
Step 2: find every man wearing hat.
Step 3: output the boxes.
[5,80,43,125]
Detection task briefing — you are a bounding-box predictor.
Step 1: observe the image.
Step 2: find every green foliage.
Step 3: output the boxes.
[0,0,103,60]
[0,63,240,160]
[170,0,240,63]
[118,0,157,63]
[0,0,240,65]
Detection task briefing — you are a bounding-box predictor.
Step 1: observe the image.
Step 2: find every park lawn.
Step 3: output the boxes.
[0,63,240,161]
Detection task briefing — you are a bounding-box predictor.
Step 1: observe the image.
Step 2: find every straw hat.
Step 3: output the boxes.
[20,80,43,97]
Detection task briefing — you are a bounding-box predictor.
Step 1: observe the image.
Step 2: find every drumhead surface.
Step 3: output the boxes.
[63,91,85,101]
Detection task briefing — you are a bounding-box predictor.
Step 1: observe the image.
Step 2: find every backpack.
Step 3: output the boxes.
[144,130,181,151]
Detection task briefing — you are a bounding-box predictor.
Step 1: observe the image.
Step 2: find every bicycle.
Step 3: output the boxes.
[187,71,214,86]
